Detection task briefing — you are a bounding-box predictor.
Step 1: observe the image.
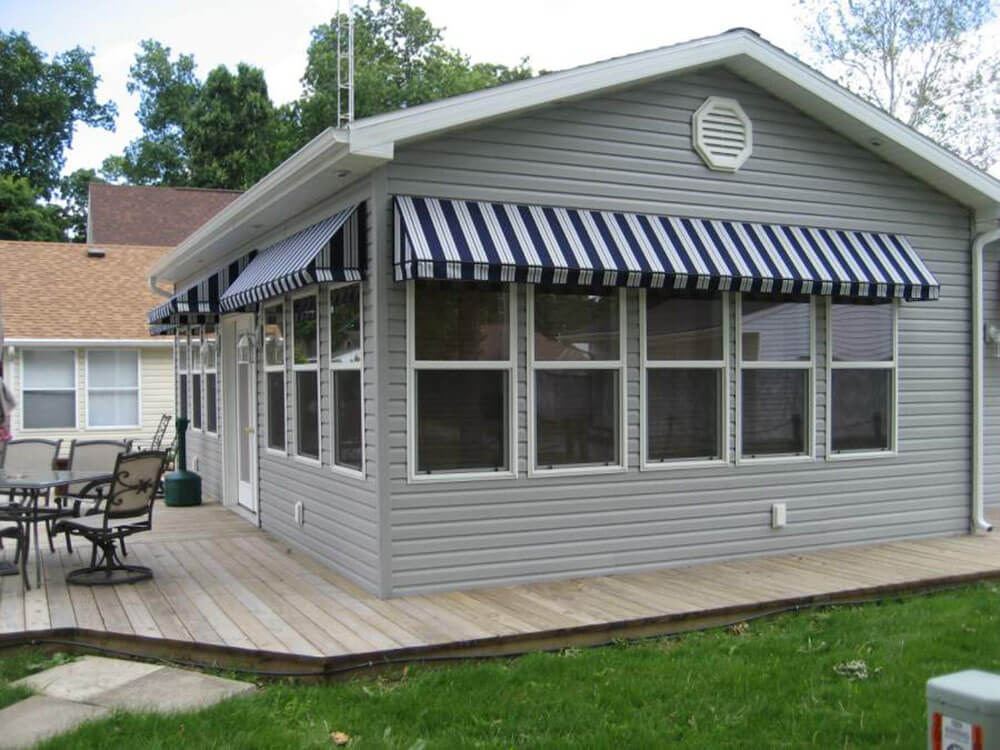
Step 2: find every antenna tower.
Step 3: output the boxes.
[336,1,355,127]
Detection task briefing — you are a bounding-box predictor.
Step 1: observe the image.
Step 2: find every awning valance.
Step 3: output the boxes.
[220,205,363,311]
[393,196,940,301]
[147,252,258,328]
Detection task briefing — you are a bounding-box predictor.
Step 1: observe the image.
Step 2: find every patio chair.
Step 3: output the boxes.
[0,520,27,588]
[148,415,171,451]
[0,439,61,503]
[54,450,168,586]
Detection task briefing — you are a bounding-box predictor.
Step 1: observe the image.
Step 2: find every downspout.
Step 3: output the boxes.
[972,225,1000,533]
[149,275,173,299]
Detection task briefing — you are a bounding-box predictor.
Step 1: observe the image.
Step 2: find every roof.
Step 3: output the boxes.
[88,183,242,246]
[151,28,1000,285]
[0,241,170,341]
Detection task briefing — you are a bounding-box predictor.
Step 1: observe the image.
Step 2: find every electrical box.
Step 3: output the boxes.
[294,501,305,526]
[927,670,1000,749]
[771,503,787,529]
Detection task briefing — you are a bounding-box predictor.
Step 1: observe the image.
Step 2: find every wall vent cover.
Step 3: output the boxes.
[692,96,753,172]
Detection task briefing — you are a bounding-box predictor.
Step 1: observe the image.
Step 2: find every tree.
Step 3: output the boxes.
[299,0,531,140]
[0,175,65,241]
[59,167,102,241]
[0,30,116,198]
[800,0,1000,169]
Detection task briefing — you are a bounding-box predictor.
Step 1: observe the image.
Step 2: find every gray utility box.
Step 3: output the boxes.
[927,670,1000,749]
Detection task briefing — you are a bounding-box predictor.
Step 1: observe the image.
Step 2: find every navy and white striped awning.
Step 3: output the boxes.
[393,196,940,301]
[147,251,258,329]
[220,205,363,311]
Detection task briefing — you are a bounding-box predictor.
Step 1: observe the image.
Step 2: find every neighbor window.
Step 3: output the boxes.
[410,281,513,476]
[87,350,140,428]
[177,333,188,421]
[21,349,76,429]
[643,292,727,465]
[330,285,363,473]
[530,287,624,471]
[263,303,286,452]
[293,294,320,460]
[739,298,813,458]
[203,325,218,434]
[829,302,896,455]
[190,327,203,430]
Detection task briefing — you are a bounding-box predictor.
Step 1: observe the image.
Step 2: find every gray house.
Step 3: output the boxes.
[147,29,1000,598]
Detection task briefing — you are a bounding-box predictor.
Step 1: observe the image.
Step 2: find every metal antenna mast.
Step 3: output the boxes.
[336,0,355,128]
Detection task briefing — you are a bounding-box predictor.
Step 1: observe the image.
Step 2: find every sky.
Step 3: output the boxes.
[2,0,811,175]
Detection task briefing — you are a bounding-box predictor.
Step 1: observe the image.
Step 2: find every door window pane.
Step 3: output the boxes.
[22,392,75,429]
[23,350,75,388]
[191,373,202,429]
[831,304,893,362]
[179,375,188,420]
[536,370,618,467]
[648,369,721,461]
[264,305,285,367]
[206,373,218,433]
[741,300,811,361]
[334,370,363,471]
[238,362,251,482]
[330,286,362,364]
[416,370,506,473]
[177,339,188,373]
[415,282,508,361]
[534,289,620,361]
[831,369,891,452]
[293,296,318,366]
[296,370,319,459]
[266,371,285,450]
[741,370,808,456]
[646,295,723,361]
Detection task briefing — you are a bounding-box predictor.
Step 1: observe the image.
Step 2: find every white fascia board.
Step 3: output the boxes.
[6,338,173,348]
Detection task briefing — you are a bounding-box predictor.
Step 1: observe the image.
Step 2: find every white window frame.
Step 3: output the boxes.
[203,324,219,436]
[189,326,203,432]
[406,281,518,484]
[329,283,365,479]
[262,301,288,456]
[826,299,899,460]
[640,289,730,471]
[85,349,142,430]
[291,290,321,465]
[19,348,78,431]
[527,285,628,477]
[735,295,816,464]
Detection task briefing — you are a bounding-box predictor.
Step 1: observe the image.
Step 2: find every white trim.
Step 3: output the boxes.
[202,324,219,436]
[84,348,142,430]
[527,285,628,477]
[824,298,898,460]
[18,348,78,432]
[189,326,203,432]
[329,282,366,479]
[639,289,730,471]
[291,290,322,462]
[406,281,518,483]
[262,301,288,455]
[735,295,816,463]
[6,338,173,348]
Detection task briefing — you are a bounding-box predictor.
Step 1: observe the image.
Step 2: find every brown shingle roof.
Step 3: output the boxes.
[88,183,242,246]
[0,241,169,340]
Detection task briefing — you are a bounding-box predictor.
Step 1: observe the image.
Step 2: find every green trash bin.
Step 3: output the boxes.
[164,416,202,507]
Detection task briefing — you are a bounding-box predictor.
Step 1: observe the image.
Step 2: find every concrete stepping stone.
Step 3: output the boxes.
[0,695,109,749]
[13,656,162,703]
[91,666,256,712]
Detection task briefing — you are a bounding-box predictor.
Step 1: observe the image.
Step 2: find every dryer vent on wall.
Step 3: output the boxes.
[692,96,753,172]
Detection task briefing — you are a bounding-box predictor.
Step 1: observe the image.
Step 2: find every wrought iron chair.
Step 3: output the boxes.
[54,450,168,586]
[0,438,61,502]
[0,520,27,588]
[148,415,171,451]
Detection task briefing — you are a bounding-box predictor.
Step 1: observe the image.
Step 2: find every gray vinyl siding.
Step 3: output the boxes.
[985,241,1000,507]
[381,66,973,595]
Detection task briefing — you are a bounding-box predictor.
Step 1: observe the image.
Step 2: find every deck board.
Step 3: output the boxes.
[3,501,1000,670]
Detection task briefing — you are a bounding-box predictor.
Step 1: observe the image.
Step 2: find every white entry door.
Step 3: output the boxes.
[234,317,257,513]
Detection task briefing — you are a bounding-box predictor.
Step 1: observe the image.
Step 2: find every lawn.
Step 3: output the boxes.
[3,583,999,748]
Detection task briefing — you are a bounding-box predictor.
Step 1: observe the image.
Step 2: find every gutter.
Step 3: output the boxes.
[149,276,173,299]
[972,224,1000,533]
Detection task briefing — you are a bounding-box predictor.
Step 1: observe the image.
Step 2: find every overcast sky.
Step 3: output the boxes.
[4,0,998,177]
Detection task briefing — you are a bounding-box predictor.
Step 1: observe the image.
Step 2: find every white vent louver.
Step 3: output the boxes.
[692,96,752,172]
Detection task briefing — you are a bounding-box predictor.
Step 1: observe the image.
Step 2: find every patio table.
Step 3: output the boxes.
[0,469,114,588]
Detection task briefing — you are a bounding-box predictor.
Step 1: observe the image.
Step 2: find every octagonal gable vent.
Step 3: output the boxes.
[692,96,752,172]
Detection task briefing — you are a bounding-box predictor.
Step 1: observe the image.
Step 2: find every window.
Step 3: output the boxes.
[177,333,188,420]
[330,285,363,473]
[203,325,218,434]
[263,303,286,452]
[529,287,625,473]
[190,327,202,430]
[409,281,514,478]
[86,350,140,428]
[292,294,320,460]
[828,302,896,456]
[738,298,814,459]
[21,350,76,429]
[642,292,728,466]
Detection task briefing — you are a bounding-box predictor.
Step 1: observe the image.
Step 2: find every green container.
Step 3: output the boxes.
[164,416,202,507]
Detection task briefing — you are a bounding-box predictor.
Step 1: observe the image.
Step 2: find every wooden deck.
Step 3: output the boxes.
[3,502,1000,675]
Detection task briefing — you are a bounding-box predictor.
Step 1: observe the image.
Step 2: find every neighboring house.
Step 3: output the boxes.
[148,29,1000,599]
[87,183,242,246]
[0,241,174,451]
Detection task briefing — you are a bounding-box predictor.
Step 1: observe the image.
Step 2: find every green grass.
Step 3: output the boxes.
[4,583,1000,748]
[0,650,75,710]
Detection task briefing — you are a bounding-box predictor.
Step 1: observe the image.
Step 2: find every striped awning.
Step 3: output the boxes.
[393,196,940,301]
[147,252,257,328]
[220,205,362,311]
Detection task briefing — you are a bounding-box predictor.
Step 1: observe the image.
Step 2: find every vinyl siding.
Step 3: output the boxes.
[7,344,174,456]
[985,241,1000,507]
[381,66,973,595]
